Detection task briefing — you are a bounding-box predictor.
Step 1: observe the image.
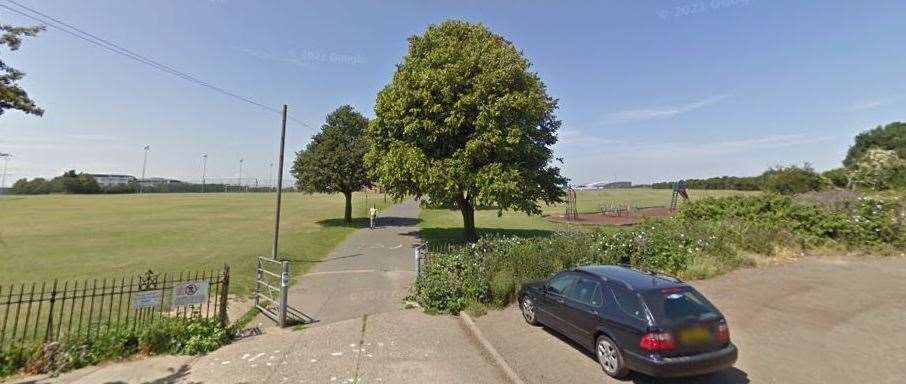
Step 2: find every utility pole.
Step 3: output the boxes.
[238,158,244,192]
[272,105,288,260]
[201,153,208,193]
[140,145,150,193]
[0,153,10,195]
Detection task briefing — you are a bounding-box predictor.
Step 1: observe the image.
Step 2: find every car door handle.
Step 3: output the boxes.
[556,298,565,303]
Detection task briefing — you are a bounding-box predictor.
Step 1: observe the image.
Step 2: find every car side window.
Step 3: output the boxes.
[546,273,578,295]
[566,278,602,306]
[610,286,647,321]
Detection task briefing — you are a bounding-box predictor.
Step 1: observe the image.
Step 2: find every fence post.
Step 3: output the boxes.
[279,261,289,327]
[44,279,58,342]
[254,258,261,310]
[218,265,230,327]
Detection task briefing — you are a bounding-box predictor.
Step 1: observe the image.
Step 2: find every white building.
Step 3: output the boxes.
[90,174,136,188]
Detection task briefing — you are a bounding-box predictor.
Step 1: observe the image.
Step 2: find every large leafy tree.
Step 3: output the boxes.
[292,105,370,223]
[1,24,45,117]
[366,21,567,241]
[844,122,906,166]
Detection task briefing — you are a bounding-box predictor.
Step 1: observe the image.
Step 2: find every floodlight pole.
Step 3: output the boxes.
[201,153,208,193]
[272,105,288,260]
[238,158,244,192]
[140,145,150,193]
[0,153,10,195]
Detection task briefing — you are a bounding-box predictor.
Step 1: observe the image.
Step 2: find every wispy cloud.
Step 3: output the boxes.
[603,94,732,123]
[556,127,622,148]
[849,96,898,111]
[561,132,833,161]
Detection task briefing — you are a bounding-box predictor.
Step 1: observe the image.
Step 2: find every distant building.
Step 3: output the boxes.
[90,174,136,188]
[584,181,633,189]
[137,177,182,187]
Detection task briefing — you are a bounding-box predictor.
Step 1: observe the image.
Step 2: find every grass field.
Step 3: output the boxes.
[419,188,759,245]
[0,192,391,294]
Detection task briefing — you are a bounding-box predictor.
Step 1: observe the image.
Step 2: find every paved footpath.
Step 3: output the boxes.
[284,200,423,326]
[13,201,508,384]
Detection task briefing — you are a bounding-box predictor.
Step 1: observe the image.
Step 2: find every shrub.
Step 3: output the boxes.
[412,221,750,313]
[761,164,826,195]
[822,168,849,188]
[412,193,905,313]
[0,344,38,377]
[1,317,229,378]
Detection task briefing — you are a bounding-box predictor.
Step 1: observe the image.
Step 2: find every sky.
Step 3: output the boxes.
[1,0,904,186]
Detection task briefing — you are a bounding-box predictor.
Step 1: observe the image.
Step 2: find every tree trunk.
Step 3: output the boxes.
[343,191,353,223]
[457,195,478,242]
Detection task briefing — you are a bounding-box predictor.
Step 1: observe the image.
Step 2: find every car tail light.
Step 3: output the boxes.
[640,332,676,351]
[716,323,730,343]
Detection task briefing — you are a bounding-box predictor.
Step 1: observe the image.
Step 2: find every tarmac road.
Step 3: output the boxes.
[473,255,906,384]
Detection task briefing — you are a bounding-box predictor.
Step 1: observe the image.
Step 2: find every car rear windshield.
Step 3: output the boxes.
[641,288,720,324]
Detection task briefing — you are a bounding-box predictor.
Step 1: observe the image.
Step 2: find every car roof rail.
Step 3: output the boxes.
[617,264,684,283]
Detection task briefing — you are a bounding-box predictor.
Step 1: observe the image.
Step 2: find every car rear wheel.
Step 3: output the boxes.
[596,335,628,378]
[520,295,539,325]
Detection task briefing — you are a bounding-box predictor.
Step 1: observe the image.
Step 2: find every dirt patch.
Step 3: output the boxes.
[545,206,673,226]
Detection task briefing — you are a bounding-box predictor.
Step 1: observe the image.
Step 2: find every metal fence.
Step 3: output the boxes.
[0,267,229,351]
[254,257,312,327]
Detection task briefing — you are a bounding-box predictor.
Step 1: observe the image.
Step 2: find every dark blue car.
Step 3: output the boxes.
[517,265,738,378]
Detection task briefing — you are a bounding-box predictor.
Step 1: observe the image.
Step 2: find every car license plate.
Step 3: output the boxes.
[679,327,711,345]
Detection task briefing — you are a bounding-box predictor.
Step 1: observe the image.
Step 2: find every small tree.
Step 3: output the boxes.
[291,105,370,222]
[366,21,566,241]
[1,24,45,117]
[848,148,906,190]
[52,170,101,194]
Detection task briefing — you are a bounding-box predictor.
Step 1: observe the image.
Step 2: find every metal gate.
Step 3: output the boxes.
[254,257,311,327]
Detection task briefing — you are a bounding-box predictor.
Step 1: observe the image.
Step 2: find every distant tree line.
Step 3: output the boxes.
[9,171,290,195]
[10,170,101,194]
[648,122,906,194]
[649,176,762,191]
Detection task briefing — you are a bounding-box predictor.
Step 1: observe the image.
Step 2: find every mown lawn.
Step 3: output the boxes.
[419,188,759,245]
[0,192,390,294]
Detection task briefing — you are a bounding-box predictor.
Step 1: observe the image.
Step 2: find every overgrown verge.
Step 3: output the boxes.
[0,317,230,378]
[412,192,905,314]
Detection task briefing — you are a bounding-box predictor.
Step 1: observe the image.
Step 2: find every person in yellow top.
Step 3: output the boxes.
[368,206,379,230]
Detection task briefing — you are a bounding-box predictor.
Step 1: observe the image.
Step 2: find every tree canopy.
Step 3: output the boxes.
[1,24,44,117]
[844,122,906,166]
[291,105,370,222]
[366,20,566,241]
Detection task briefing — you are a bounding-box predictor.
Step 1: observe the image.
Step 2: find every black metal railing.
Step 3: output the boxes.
[0,267,229,351]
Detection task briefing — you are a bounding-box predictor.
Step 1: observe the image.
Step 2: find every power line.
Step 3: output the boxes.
[0,0,311,128]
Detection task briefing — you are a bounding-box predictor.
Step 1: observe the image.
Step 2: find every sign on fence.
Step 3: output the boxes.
[132,290,162,309]
[172,281,209,306]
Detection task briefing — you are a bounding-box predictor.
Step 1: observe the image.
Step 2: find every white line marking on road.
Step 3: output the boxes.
[248,352,266,362]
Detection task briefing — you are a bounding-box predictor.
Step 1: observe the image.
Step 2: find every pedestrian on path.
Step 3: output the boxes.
[369,205,379,229]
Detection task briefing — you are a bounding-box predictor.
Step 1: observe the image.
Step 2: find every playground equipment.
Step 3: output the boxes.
[601,201,633,217]
[669,179,690,210]
[565,187,578,221]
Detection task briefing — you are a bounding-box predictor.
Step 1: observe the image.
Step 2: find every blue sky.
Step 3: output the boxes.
[1,0,904,185]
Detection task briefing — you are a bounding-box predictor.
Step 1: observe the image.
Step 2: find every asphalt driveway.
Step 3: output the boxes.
[473,256,906,384]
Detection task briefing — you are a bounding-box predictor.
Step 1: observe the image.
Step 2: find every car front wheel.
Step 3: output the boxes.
[596,335,628,378]
[520,295,539,325]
